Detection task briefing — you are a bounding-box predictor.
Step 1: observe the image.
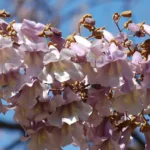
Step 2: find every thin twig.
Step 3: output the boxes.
[0,121,23,131]
[131,131,145,148]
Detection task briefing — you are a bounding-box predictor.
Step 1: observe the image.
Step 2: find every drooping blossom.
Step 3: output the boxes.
[0,10,150,150]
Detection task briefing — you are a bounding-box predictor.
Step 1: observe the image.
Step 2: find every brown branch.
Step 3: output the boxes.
[0,121,24,132]
[131,131,145,149]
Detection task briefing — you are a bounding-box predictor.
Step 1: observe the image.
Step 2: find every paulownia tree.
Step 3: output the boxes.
[0,9,149,150]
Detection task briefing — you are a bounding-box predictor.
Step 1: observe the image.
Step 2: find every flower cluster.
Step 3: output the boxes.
[1,9,150,149]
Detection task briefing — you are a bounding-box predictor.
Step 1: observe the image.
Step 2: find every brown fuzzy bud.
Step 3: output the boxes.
[38,30,44,37]
[82,14,92,19]
[6,24,11,31]
[141,49,147,55]
[124,19,132,28]
[138,21,145,28]
[120,10,132,17]
[79,14,93,24]
[45,24,51,30]
[140,122,150,133]
[65,35,76,42]
[125,40,132,47]
[48,41,57,48]
[92,28,103,39]
[112,13,120,21]
[83,23,95,31]
[0,9,10,18]
[141,39,150,48]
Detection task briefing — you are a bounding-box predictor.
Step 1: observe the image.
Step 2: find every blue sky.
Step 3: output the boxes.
[0,0,150,149]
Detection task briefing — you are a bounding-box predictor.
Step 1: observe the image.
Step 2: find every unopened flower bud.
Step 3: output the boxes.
[140,122,149,132]
[79,14,92,24]
[120,10,132,17]
[124,19,132,28]
[0,9,10,18]
[84,18,95,26]
[82,14,92,19]
[6,24,11,31]
[66,35,76,42]
[125,40,132,47]
[83,23,95,31]
[92,28,103,39]
[141,39,150,48]
[112,13,120,21]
